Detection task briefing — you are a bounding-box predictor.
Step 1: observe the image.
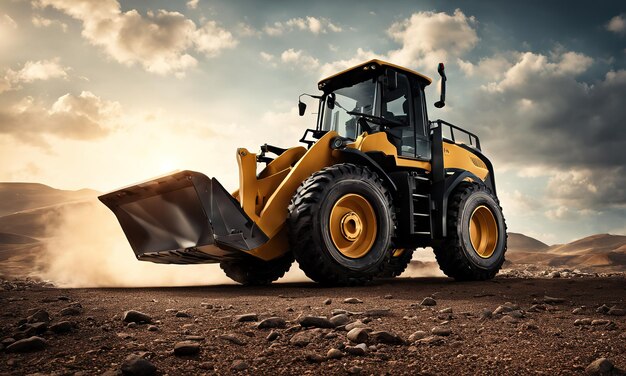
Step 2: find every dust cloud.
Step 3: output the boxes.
[36,199,440,288]
[37,200,236,288]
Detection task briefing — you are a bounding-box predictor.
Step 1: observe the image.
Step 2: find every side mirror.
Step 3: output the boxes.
[434,63,447,108]
[327,93,336,110]
[298,101,307,116]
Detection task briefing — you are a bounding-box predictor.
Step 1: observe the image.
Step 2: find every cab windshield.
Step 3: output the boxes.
[320,79,378,140]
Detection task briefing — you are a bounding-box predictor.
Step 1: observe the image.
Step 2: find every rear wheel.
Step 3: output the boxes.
[287,163,395,286]
[433,182,507,281]
[220,253,294,285]
[378,249,414,278]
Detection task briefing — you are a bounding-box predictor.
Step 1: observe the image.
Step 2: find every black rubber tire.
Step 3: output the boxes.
[219,253,294,286]
[378,249,414,278]
[287,163,395,286]
[433,181,507,281]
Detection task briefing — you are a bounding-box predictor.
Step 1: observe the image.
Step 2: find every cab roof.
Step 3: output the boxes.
[317,59,433,92]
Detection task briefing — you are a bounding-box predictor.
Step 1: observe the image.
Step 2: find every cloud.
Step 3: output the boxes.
[1,13,17,29]
[31,15,68,31]
[186,0,199,10]
[264,16,342,36]
[36,0,237,76]
[0,59,69,93]
[387,9,478,70]
[280,49,320,71]
[606,14,625,35]
[0,91,120,144]
[318,9,478,78]
[455,49,626,209]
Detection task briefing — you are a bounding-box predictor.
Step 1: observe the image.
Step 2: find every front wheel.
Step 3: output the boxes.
[377,249,414,278]
[287,163,395,286]
[433,182,507,281]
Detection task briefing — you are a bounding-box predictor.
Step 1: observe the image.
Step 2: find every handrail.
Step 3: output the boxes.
[429,119,481,151]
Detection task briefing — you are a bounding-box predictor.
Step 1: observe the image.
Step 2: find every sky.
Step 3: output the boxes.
[0,0,624,245]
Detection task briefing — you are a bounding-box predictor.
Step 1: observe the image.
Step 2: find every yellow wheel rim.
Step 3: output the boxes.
[329,193,377,258]
[469,205,498,258]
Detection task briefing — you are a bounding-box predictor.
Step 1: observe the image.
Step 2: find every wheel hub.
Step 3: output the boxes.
[469,205,498,258]
[329,194,377,259]
[340,212,362,241]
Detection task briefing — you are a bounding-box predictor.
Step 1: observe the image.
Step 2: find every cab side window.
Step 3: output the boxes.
[381,72,415,157]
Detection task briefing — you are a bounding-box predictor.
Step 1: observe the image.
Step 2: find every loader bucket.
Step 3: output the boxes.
[98,171,268,264]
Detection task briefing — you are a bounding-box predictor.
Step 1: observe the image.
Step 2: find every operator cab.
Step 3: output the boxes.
[316,60,433,161]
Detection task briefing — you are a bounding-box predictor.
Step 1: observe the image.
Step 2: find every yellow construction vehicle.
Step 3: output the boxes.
[100,59,507,285]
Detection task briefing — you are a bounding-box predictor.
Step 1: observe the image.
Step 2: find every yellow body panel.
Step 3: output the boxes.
[443,142,489,180]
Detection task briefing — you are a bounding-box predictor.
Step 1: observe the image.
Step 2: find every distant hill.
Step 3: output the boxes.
[507,233,550,253]
[0,182,98,217]
[506,233,626,272]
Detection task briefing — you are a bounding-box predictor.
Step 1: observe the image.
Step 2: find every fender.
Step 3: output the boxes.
[334,147,398,193]
[435,170,484,239]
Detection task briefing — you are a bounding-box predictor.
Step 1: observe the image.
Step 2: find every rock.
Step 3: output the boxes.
[147,325,159,332]
[1,337,15,346]
[331,309,349,316]
[501,315,519,324]
[305,352,325,363]
[231,359,249,371]
[507,310,525,319]
[608,307,626,316]
[528,304,547,312]
[418,336,444,345]
[431,326,451,336]
[50,321,73,334]
[347,366,363,374]
[290,331,316,347]
[27,310,50,323]
[574,318,593,326]
[585,358,613,374]
[548,271,561,278]
[219,333,247,346]
[6,336,47,353]
[257,317,286,329]
[235,313,258,322]
[344,320,368,331]
[572,308,584,315]
[408,331,428,342]
[370,330,404,345]
[266,331,279,341]
[200,303,213,309]
[299,316,335,328]
[591,319,611,326]
[184,335,205,341]
[493,305,514,315]
[27,322,48,335]
[123,310,152,324]
[345,345,366,356]
[420,297,437,306]
[327,348,343,359]
[384,294,393,299]
[176,311,191,318]
[596,304,610,314]
[363,308,391,317]
[344,298,363,304]
[174,341,200,356]
[439,307,453,314]
[59,306,81,316]
[121,355,157,376]
[330,314,350,327]
[480,309,493,319]
[543,296,566,304]
[347,328,370,343]
[324,298,332,305]
[127,322,138,329]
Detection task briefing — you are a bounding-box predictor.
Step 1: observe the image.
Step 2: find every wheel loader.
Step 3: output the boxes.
[99,59,507,285]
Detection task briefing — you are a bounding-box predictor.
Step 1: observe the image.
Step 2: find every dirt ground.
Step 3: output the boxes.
[1,276,625,376]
